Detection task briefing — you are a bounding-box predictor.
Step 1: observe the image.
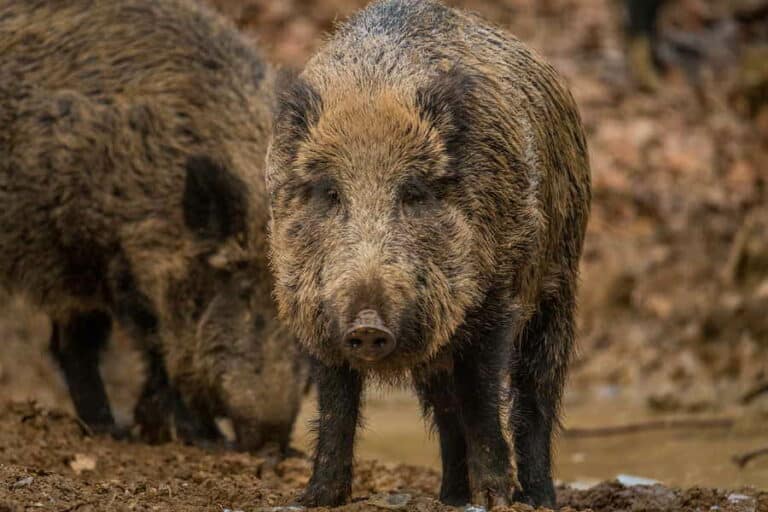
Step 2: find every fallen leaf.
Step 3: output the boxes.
[69,453,97,475]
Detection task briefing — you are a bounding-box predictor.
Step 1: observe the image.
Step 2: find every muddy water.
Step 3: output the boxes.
[294,389,768,490]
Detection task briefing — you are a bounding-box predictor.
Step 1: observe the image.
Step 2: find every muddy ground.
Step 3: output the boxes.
[0,401,765,512]
[1,0,767,510]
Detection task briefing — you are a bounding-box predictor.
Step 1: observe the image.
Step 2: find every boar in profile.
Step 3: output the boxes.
[0,0,306,451]
[267,0,590,507]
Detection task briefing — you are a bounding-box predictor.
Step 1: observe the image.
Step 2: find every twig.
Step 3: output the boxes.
[723,213,757,284]
[563,417,734,438]
[741,382,768,404]
[733,446,768,468]
[73,418,94,437]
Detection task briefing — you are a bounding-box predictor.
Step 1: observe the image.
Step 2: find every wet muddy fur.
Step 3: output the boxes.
[267,0,590,508]
[0,0,306,450]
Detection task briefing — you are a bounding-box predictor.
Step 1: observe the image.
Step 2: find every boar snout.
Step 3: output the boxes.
[342,309,396,363]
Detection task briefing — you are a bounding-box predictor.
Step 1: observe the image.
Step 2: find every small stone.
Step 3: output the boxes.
[11,476,33,489]
[569,480,601,490]
[727,493,753,504]
[617,474,659,486]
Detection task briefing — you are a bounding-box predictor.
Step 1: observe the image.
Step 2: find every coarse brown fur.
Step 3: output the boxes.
[267,0,590,507]
[0,0,306,451]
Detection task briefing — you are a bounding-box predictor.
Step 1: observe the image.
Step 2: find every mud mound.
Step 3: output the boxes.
[559,481,766,512]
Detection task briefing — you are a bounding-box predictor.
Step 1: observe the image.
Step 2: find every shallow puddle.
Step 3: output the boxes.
[294,389,768,489]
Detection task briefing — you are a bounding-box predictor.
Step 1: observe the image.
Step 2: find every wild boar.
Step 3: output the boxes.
[267,0,590,506]
[0,0,306,451]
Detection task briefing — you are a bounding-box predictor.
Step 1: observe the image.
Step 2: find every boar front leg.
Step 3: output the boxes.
[299,360,363,507]
[107,257,174,442]
[416,371,471,506]
[454,327,515,509]
[49,310,115,433]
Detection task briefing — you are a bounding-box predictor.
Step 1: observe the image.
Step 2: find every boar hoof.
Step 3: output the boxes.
[470,486,513,511]
[512,487,555,509]
[440,492,471,507]
[106,424,132,440]
[298,484,349,508]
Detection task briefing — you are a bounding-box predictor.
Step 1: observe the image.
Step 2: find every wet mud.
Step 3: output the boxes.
[0,402,764,511]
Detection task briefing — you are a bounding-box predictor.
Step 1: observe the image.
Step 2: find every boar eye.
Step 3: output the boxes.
[308,179,341,210]
[401,180,433,214]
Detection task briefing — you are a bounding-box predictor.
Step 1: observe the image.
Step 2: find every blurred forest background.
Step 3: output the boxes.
[0,0,766,489]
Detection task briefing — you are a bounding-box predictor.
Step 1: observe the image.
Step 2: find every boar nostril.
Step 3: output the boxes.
[342,309,396,363]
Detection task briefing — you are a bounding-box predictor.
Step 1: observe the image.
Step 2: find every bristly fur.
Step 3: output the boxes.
[0,0,307,451]
[266,0,590,507]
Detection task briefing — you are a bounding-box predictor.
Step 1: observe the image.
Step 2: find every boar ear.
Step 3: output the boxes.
[273,73,323,159]
[183,155,248,241]
[415,66,475,158]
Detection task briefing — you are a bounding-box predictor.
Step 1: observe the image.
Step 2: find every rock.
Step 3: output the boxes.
[617,474,660,486]
[10,477,33,489]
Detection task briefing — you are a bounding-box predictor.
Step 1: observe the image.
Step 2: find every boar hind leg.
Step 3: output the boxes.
[510,288,575,508]
[106,255,210,444]
[416,372,470,506]
[299,359,363,508]
[50,310,115,433]
[453,329,515,510]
